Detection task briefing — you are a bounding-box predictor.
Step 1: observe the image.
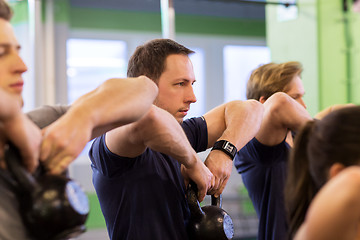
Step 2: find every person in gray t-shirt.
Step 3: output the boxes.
[0,1,158,239]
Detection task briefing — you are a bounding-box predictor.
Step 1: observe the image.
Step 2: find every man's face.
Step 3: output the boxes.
[0,18,27,104]
[285,75,307,109]
[154,54,197,123]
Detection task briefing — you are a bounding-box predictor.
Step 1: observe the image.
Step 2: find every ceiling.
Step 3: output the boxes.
[70,0,266,20]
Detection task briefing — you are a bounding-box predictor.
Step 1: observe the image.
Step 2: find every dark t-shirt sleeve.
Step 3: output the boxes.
[181,117,208,153]
[89,134,136,177]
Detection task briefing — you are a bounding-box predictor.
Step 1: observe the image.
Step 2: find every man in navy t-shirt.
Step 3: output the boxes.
[234,62,312,240]
[89,39,264,240]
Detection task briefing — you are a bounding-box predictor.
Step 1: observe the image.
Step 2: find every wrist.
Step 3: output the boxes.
[211,140,237,160]
[183,150,200,169]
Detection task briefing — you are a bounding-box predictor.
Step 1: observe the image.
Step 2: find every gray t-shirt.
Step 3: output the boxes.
[0,105,68,240]
[27,105,70,129]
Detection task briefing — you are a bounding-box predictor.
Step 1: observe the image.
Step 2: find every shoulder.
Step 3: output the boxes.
[182,117,208,152]
[329,166,360,192]
[182,117,206,130]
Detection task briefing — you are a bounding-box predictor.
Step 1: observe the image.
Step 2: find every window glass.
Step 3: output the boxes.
[66,39,127,156]
[67,39,127,103]
[187,47,205,119]
[223,45,271,102]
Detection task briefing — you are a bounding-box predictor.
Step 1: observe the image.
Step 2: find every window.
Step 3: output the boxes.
[67,39,127,104]
[223,45,271,102]
[66,39,127,157]
[187,47,205,118]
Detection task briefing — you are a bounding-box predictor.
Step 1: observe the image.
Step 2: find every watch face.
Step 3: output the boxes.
[66,181,89,215]
[223,142,234,153]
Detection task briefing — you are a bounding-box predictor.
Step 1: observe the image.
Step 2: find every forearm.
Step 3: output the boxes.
[314,103,355,120]
[39,76,158,174]
[255,92,312,146]
[138,106,198,168]
[202,100,263,196]
[269,93,312,130]
[67,76,158,138]
[207,100,264,150]
[1,111,42,172]
[106,105,213,201]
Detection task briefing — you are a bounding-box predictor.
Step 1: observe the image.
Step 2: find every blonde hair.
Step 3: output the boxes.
[246,61,303,100]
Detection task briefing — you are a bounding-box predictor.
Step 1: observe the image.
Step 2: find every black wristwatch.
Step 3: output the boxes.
[211,140,237,160]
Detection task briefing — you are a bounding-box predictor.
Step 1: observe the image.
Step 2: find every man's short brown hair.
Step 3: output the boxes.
[0,0,13,21]
[246,61,303,101]
[127,39,194,84]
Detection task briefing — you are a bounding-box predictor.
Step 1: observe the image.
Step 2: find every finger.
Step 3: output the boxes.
[19,145,40,172]
[207,176,217,195]
[198,188,206,202]
[23,155,39,173]
[215,178,228,198]
[207,176,216,193]
[45,150,68,170]
[212,176,221,194]
[213,179,224,198]
[211,175,216,189]
[40,138,52,162]
[49,155,73,175]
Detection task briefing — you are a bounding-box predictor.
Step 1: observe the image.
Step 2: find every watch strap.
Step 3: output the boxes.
[211,140,237,160]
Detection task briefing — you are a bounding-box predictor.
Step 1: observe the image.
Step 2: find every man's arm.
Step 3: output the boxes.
[41,76,158,174]
[314,103,355,120]
[105,105,214,202]
[203,99,264,197]
[256,92,312,146]
[0,90,41,172]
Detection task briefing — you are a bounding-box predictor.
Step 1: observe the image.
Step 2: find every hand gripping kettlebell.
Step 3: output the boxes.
[4,143,89,240]
[187,182,234,240]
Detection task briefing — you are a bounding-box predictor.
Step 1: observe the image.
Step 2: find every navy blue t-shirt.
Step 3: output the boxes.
[234,137,290,240]
[89,117,208,240]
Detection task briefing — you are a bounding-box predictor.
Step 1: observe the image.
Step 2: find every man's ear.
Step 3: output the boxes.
[328,163,346,179]
[259,96,266,104]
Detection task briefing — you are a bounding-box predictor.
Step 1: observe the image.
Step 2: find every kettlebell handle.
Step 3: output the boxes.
[187,181,223,217]
[211,194,222,208]
[187,181,205,220]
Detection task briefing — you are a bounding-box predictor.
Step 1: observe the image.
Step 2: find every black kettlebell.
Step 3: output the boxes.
[4,143,89,240]
[187,181,234,240]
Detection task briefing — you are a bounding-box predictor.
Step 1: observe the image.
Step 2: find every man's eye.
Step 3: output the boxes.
[0,47,7,56]
[177,82,185,86]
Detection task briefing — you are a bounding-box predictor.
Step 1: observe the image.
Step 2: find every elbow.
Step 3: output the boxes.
[265,92,293,116]
[138,75,158,101]
[226,99,264,124]
[229,99,264,117]
[137,105,159,127]
[244,99,264,114]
